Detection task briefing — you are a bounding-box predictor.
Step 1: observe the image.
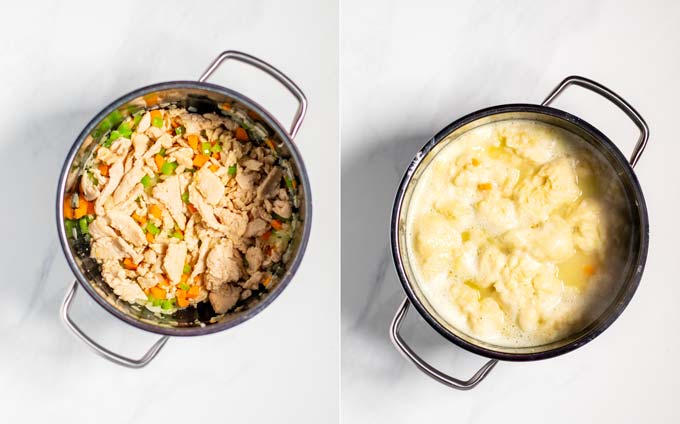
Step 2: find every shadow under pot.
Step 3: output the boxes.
[390,76,649,389]
[56,51,312,368]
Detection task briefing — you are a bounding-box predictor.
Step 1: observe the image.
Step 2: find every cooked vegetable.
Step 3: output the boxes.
[175,125,186,135]
[170,230,183,240]
[235,127,249,141]
[123,258,137,270]
[187,134,199,151]
[118,122,132,138]
[183,264,192,275]
[149,286,166,300]
[158,147,166,157]
[179,282,190,291]
[161,298,175,310]
[228,165,237,176]
[140,174,153,188]
[145,221,161,235]
[181,192,189,203]
[98,163,109,177]
[154,154,164,171]
[477,183,492,191]
[64,219,77,237]
[192,154,209,168]
[148,204,163,220]
[271,219,283,231]
[78,217,90,234]
[210,143,222,153]
[201,142,211,155]
[160,161,178,176]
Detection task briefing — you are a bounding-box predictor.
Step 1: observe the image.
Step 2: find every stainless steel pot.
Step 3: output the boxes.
[56,51,311,368]
[390,76,649,389]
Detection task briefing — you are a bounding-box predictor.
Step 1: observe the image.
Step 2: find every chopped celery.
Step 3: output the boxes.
[140,174,152,188]
[183,264,192,274]
[146,222,161,236]
[151,297,162,307]
[179,283,190,291]
[99,119,112,133]
[170,230,183,240]
[158,147,166,157]
[160,161,178,175]
[78,217,89,235]
[85,215,95,223]
[228,165,237,176]
[211,143,222,153]
[117,121,132,138]
[181,192,189,203]
[161,298,174,310]
[152,116,163,128]
[102,136,112,148]
[201,142,211,155]
[64,219,77,237]
[109,130,121,142]
[175,126,186,135]
[87,171,99,186]
[133,113,143,128]
[108,110,124,126]
[285,177,295,189]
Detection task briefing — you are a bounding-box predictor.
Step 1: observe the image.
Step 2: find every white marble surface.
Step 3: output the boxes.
[0,1,338,422]
[341,1,680,422]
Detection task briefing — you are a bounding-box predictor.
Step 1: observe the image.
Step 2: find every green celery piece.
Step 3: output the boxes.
[85,215,95,223]
[108,110,124,126]
[160,161,178,175]
[161,299,174,310]
[152,298,162,307]
[175,126,186,135]
[146,222,161,236]
[140,174,152,188]
[158,147,166,157]
[170,230,183,240]
[181,192,189,203]
[109,130,121,141]
[179,283,190,291]
[64,220,77,238]
[99,119,112,133]
[117,121,132,138]
[201,142,211,155]
[183,264,191,274]
[285,177,295,189]
[152,116,163,128]
[78,217,89,235]
[133,113,143,128]
[228,165,237,176]
[211,143,222,153]
[102,136,112,148]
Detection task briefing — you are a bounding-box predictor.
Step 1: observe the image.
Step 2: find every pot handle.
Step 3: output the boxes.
[198,50,308,138]
[541,75,649,167]
[390,297,498,390]
[60,281,169,368]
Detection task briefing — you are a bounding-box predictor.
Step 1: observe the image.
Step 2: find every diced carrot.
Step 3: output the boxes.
[291,179,297,189]
[583,265,596,276]
[262,231,271,241]
[220,102,232,110]
[123,258,137,270]
[98,163,109,176]
[63,195,74,219]
[157,277,170,289]
[271,219,283,230]
[146,232,155,243]
[187,134,199,152]
[149,109,162,120]
[143,93,159,107]
[149,286,166,299]
[180,274,189,284]
[211,152,220,160]
[176,291,189,308]
[477,183,492,191]
[247,110,259,120]
[209,164,219,172]
[187,285,200,299]
[471,158,480,166]
[73,198,90,219]
[148,204,163,220]
[86,201,95,215]
[193,154,209,168]
[170,120,180,129]
[187,203,197,214]
[154,154,164,171]
[132,212,147,225]
[235,127,249,141]
[265,139,276,150]
[262,275,272,288]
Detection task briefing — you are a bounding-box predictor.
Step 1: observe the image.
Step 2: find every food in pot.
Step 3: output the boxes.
[63,107,299,314]
[407,120,630,346]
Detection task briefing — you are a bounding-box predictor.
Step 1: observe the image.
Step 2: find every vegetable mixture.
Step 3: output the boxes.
[64,106,299,314]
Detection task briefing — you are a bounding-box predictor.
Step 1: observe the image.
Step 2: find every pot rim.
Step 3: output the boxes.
[391,103,649,361]
[56,80,313,337]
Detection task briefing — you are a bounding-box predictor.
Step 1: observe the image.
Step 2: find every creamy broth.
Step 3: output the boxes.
[406,120,630,347]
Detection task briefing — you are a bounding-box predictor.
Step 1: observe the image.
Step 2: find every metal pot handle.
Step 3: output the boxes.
[390,298,498,390]
[198,50,308,138]
[541,75,649,167]
[60,281,169,368]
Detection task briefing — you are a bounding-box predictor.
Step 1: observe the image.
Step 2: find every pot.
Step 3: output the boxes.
[57,51,311,368]
[389,76,649,389]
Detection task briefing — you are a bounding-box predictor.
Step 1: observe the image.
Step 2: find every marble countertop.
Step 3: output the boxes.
[0,1,338,422]
[341,0,680,422]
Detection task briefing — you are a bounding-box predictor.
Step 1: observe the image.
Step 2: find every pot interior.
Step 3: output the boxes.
[59,82,310,335]
[395,106,648,359]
